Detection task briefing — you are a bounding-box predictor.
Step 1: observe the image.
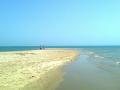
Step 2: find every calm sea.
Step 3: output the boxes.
[0,46,40,52]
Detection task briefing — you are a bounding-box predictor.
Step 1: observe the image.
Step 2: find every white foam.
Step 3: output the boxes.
[116,62,120,65]
[94,54,104,58]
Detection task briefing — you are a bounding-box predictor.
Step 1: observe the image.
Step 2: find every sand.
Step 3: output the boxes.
[0,49,78,90]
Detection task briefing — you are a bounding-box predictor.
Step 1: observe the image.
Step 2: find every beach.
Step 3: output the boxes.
[0,49,78,90]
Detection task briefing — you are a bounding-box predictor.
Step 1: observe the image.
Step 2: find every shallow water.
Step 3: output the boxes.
[56,48,120,90]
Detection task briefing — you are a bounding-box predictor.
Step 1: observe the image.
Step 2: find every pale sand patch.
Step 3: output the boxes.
[0,49,78,90]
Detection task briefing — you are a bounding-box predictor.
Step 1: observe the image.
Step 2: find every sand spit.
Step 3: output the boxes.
[0,49,78,90]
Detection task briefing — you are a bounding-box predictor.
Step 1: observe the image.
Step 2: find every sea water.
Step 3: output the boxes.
[56,47,120,90]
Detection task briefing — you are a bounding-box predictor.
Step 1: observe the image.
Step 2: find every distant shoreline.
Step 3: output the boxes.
[0,46,120,52]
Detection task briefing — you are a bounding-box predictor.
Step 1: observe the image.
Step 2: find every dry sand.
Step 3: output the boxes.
[0,49,78,90]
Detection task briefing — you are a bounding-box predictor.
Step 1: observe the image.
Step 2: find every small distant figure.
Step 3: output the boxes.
[42,46,45,50]
[39,46,42,50]
[39,45,45,50]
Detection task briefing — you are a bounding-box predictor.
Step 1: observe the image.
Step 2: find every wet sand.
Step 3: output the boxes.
[0,49,78,90]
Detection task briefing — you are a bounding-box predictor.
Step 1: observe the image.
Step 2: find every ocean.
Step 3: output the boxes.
[0,46,40,52]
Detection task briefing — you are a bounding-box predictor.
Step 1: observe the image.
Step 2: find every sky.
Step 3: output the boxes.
[0,0,120,46]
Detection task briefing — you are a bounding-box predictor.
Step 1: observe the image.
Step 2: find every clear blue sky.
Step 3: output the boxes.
[0,0,120,46]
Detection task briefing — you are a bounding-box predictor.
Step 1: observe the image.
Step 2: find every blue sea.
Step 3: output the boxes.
[0,46,40,52]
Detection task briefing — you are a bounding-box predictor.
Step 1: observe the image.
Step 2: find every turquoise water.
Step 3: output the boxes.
[56,47,120,90]
[0,46,40,52]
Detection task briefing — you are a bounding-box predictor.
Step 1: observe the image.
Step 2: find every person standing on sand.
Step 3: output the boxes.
[39,45,42,50]
[39,45,45,50]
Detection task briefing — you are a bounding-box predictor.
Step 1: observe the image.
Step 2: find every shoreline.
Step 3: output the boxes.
[0,49,79,90]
